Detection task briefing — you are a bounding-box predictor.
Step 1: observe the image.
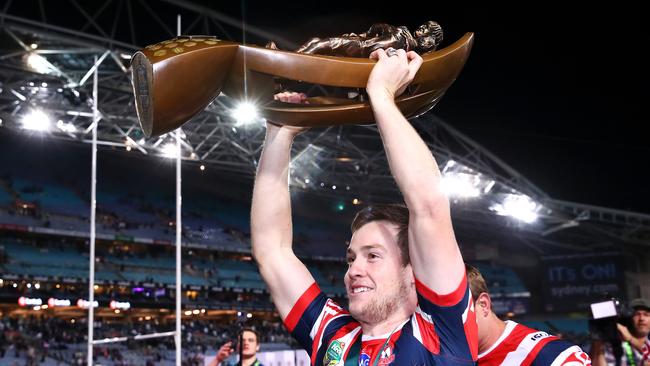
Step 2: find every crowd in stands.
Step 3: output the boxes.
[0,172,346,259]
[0,167,608,366]
[0,315,294,365]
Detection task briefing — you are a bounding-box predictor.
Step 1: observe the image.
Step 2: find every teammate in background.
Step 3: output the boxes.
[466,264,591,366]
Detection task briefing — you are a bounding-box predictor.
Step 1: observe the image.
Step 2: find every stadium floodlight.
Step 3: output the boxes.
[490,194,540,223]
[441,172,481,198]
[22,109,50,131]
[56,120,77,133]
[26,53,52,73]
[161,143,179,158]
[440,159,495,199]
[232,101,258,125]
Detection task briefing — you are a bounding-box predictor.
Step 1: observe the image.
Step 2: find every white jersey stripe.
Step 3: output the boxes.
[411,305,433,345]
[310,299,345,340]
[462,293,474,323]
[500,330,555,366]
[411,312,422,344]
[314,313,348,353]
[549,346,584,366]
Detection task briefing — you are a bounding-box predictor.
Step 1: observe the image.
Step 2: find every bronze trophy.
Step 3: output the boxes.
[131,23,473,138]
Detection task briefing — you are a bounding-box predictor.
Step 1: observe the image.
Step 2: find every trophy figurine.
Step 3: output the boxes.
[279,21,444,57]
[131,22,473,138]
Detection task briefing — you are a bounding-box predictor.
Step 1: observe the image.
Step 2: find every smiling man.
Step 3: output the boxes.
[251,47,477,365]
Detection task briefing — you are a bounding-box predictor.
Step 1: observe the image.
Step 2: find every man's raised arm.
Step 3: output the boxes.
[251,112,315,319]
[367,48,464,296]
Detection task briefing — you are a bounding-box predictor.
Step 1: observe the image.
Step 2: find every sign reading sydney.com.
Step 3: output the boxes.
[542,252,624,312]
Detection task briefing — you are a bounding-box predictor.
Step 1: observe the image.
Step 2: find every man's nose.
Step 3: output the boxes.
[347,258,365,277]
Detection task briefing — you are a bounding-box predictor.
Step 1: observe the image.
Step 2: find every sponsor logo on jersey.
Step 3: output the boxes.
[378,346,395,366]
[561,351,591,366]
[529,332,550,341]
[323,340,345,366]
[359,353,371,366]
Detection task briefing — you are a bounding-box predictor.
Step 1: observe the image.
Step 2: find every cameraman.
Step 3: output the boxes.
[591,298,650,366]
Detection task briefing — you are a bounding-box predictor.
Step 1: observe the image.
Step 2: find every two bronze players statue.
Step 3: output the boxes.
[271,21,443,58]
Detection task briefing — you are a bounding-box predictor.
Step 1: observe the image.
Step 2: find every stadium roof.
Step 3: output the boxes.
[1,1,648,254]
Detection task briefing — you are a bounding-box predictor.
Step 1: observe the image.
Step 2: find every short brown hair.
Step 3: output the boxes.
[240,328,260,344]
[351,204,410,266]
[466,263,489,301]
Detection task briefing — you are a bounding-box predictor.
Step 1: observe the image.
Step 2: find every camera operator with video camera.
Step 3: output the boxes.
[591,298,650,366]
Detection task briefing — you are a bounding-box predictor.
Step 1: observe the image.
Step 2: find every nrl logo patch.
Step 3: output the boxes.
[323,340,345,366]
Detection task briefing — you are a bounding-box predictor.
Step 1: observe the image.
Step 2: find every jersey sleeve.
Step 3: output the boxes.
[411,272,478,362]
[531,341,591,366]
[283,282,355,361]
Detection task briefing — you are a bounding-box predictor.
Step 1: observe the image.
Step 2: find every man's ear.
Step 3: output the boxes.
[476,292,492,316]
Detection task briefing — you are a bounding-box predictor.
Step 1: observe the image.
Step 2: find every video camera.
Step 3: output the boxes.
[588,297,635,366]
[589,297,634,341]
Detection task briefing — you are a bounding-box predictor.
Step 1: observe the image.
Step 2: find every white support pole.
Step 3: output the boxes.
[87,55,99,366]
[175,14,183,366]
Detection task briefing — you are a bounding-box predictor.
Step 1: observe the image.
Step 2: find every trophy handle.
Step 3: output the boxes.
[132,33,474,137]
[132,38,239,138]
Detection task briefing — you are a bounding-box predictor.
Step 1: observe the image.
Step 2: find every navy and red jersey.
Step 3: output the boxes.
[477,321,591,366]
[283,275,478,366]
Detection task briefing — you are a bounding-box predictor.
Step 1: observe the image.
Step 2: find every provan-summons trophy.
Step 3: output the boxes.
[131,21,473,138]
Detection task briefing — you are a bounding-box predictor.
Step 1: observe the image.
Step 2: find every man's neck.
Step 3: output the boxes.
[360,313,410,338]
[478,314,507,354]
[241,355,257,366]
